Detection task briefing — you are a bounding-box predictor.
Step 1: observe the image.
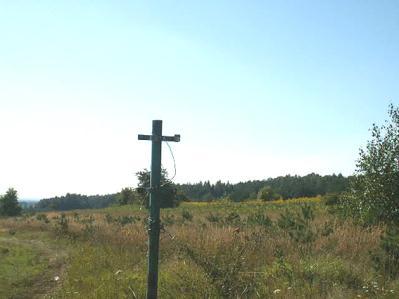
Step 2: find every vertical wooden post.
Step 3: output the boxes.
[138,120,180,299]
[147,120,162,299]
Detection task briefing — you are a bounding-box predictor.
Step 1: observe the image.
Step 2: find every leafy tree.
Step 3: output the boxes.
[257,185,280,201]
[0,188,22,216]
[117,187,137,205]
[136,168,180,208]
[342,104,399,224]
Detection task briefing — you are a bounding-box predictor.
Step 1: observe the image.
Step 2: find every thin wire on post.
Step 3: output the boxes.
[165,141,177,181]
[160,141,177,188]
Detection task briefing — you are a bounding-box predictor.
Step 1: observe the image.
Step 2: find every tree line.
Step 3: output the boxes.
[34,193,118,211]
[31,172,350,211]
[177,173,350,201]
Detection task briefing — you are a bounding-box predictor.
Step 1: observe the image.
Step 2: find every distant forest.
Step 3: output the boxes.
[32,173,350,211]
[35,193,117,211]
[177,173,349,201]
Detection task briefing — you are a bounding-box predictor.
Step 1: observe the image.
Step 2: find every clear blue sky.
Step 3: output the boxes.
[0,1,398,199]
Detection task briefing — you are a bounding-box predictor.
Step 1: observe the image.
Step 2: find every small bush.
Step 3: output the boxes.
[206,212,222,223]
[267,249,294,285]
[82,220,97,239]
[319,221,334,237]
[181,209,193,222]
[105,213,114,224]
[36,213,50,224]
[224,212,241,226]
[247,212,273,228]
[257,186,280,201]
[277,205,316,244]
[54,213,69,237]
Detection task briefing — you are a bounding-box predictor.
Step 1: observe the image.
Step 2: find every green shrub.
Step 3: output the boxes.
[105,213,114,224]
[224,212,241,226]
[181,209,193,222]
[36,213,49,224]
[300,257,362,289]
[246,212,272,227]
[319,221,334,237]
[206,212,222,223]
[257,186,280,201]
[322,193,341,206]
[54,213,69,237]
[371,225,399,279]
[267,249,294,285]
[277,205,316,244]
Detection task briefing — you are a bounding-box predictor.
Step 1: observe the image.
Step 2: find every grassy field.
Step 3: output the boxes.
[0,198,398,298]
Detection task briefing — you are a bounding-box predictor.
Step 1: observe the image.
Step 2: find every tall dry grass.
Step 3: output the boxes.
[0,199,397,298]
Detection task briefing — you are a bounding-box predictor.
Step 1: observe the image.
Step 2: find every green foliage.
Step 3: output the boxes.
[104,213,114,224]
[277,205,316,244]
[246,212,273,227]
[228,188,250,202]
[103,212,138,226]
[206,212,222,223]
[115,215,138,226]
[319,221,334,237]
[179,173,349,201]
[322,192,341,206]
[224,211,241,226]
[268,249,294,284]
[54,213,69,237]
[36,213,50,223]
[116,187,138,205]
[300,257,362,289]
[372,225,399,279]
[36,193,117,211]
[0,188,22,217]
[181,209,193,221]
[136,168,180,208]
[342,104,399,224]
[257,185,280,201]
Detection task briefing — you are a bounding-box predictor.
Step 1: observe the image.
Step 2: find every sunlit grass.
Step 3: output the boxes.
[0,197,398,298]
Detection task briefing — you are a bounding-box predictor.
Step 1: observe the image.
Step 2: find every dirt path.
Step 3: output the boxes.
[0,232,68,299]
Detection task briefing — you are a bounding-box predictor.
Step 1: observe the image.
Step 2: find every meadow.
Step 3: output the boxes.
[0,197,397,298]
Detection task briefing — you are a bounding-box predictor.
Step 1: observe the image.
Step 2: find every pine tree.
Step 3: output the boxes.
[0,188,22,216]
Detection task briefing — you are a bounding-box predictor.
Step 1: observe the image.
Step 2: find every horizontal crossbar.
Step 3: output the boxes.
[138,134,151,141]
[138,134,180,142]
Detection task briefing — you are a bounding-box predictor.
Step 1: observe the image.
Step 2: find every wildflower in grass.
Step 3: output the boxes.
[273,289,281,294]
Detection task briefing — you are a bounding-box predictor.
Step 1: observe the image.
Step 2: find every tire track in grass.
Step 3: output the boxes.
[0,231,68,299]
